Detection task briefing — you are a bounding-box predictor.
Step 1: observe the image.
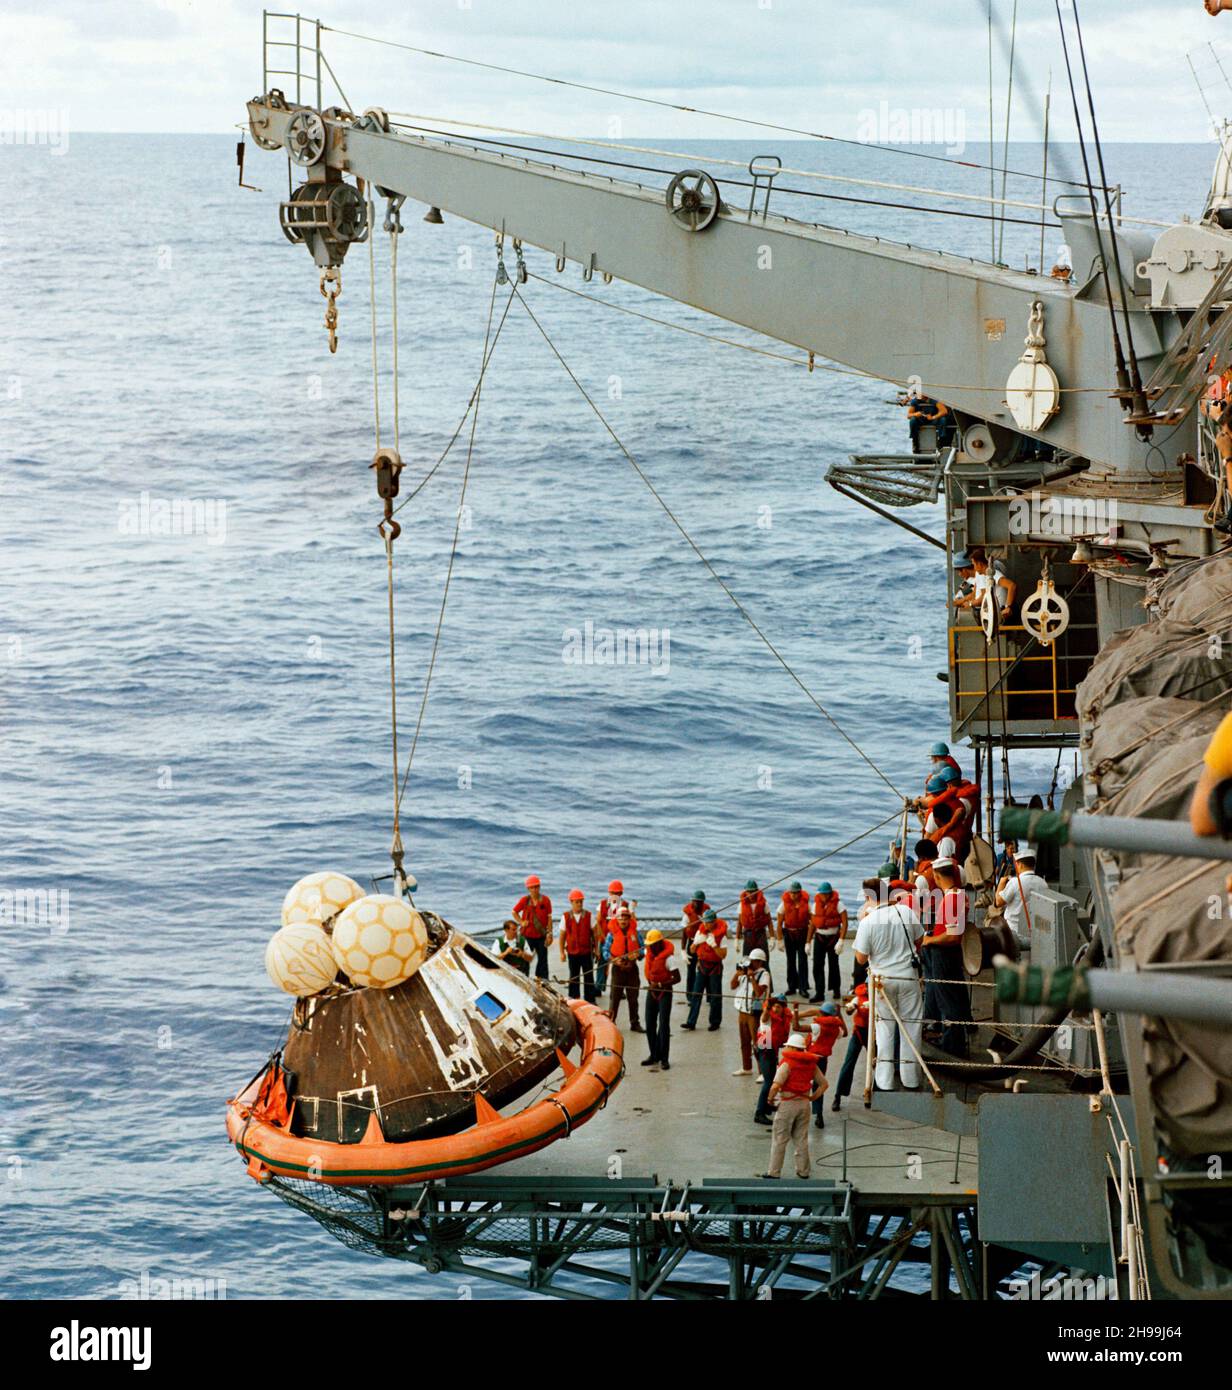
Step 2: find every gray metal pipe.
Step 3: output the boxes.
[995,958,1232,1025]
[1000,805,1232,862]
[1087,969,1232,1026]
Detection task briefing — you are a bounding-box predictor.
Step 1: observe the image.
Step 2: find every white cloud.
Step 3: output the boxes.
[0,0,1227,141]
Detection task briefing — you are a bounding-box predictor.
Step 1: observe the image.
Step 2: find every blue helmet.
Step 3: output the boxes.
[930,741,950,757]
[952,552,974,570]
[817,880,832,894]
[820,1003,839,1016]
[926,765,959,794]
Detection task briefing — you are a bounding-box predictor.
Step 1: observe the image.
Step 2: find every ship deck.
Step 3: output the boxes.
[503,948,979,1204]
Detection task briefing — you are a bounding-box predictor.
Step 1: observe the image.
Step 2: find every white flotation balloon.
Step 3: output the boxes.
[331,894,430,988]
[281,871,364,927]
[265,922,339,996]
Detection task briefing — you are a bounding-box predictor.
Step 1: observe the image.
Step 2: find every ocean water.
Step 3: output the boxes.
[0,132,1214,1298]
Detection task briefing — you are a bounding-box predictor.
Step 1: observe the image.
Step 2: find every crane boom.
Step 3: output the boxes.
[247,92,1191,475]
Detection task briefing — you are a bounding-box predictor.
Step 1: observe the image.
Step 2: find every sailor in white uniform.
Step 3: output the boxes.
[853,880,926,1091]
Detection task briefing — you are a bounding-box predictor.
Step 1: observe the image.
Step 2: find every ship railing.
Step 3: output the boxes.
[262,10,322,110]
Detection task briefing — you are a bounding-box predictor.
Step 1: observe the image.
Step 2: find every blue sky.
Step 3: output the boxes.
[3,0,1232,140]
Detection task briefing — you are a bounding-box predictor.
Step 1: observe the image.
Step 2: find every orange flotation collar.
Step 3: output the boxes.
[226,1000,624,1187]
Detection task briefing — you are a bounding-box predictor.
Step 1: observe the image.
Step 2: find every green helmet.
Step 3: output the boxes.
[789,880,802,892]
[878,861,898,878]
[744,878,759,892]
[692,889,706,902]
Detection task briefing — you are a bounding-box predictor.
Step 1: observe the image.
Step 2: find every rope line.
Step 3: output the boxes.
[511,284,904,800]
[384,116,1097,226]
[322,23,1109,192]
[395,279,513,819]
[391,289,519,517]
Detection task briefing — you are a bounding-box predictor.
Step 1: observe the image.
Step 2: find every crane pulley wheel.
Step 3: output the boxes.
[665,169,721,232]
[1021,579,1070,648]
[286,109,327,167]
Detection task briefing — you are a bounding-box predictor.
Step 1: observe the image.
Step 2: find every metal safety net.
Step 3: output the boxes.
[825,454,946,508]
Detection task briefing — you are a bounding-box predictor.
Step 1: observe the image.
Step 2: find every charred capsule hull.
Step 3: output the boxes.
[283,922,577,1142]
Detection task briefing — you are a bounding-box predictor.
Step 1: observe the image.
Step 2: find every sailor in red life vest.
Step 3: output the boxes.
[512,875,553,981]
[807,881,847,1003]
[761,1031,827,1179]
[594,879,624,997]
[683,908,727,1032]
[680,888,709,1010]
[799,1002,847,1128]
[921,771,979,863]
[775,880,812,998]
[918,860,972,1057]
[753,992,796,1124]
[558,888,596,1003]
[738,879,772,956]
[641,929,676,1072]
[830,964,870,1112]
[606,903,643,1033]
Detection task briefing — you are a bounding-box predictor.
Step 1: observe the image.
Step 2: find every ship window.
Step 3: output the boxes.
[474,991,508,1022]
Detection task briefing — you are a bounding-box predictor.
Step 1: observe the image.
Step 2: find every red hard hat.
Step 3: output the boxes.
[525,874,541,888]
[568,888,584,901]
[608,879,623,893]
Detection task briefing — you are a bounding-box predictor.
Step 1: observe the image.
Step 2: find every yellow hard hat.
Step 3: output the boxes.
[645,929,663,944]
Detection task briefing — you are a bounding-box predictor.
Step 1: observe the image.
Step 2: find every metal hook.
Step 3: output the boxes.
[383,193,406,235]
[582,253,596,283]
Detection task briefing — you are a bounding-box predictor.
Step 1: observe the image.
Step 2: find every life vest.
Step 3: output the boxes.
[933,889,967,945]
[851,984,870,1034]
[780,890,810,932]
[808,1014,843,1058]
[562,910,593,955]
[694,920,727,971]
[608,922,640,963]
[644,939,675,985]
[514,893,552,938]
[779,1048,818,1098]
[760,1005,792,1051]
[682,900,709,943]
[810,892,842,934]
[740,891,769,932]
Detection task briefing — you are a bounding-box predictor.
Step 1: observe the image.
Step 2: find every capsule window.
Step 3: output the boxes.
[474,991,508,1023]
